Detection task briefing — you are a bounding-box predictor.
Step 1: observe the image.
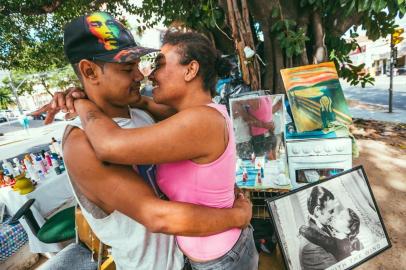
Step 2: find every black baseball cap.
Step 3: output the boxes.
[64,11,158,64]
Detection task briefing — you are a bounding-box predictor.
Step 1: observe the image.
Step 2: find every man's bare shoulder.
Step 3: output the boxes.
[63,126,93,160]
[63,125,86,147]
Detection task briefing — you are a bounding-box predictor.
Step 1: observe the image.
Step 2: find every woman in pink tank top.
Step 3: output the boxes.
[73,31,258,269]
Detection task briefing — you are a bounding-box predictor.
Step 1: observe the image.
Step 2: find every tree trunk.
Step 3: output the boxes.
[241,0,261,89]
[312,11,328,64]
[297,8,310,65]
[272,37,286,93]
[226,0,250,84]
[225,0,261,90]
[248,0,276,91]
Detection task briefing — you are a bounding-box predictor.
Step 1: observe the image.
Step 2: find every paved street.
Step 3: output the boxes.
[0,120,67,160]
[0,119,47,134]
[341,75,406,110]
[340,76,406,123]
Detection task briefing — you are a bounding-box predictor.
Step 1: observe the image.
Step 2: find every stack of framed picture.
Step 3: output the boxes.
[267,166,391,270]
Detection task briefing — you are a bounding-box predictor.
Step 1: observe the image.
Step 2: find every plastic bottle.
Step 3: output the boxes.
[2,159,15,177]
[44,152,53,168]
[58,156,65,172]
[51,137,62,156]
[51,154,61,175]
[12,158,23,176]
[24,158,39,182]
[35,155,48,174]
[49,143,56,154]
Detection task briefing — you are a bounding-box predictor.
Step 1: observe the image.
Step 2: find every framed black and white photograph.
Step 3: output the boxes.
[267,166,391,270]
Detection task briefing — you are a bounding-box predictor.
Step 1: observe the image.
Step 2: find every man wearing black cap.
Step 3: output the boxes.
[61,12,251,270]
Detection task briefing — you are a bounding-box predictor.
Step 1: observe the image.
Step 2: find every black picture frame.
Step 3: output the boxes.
[266,166,391,270]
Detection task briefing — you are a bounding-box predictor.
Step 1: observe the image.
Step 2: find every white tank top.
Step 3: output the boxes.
[62,108,184,270]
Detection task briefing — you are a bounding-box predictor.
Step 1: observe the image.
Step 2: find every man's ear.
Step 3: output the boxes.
[314,206,321,218]
[78,60,100,84]
[184,60,199,82]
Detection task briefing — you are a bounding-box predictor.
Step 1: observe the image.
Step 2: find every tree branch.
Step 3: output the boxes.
[0,0,116,16]
[328,9,364,37]
[1,0,64,16]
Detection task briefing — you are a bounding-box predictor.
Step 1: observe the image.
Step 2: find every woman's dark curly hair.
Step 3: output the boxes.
[347,208,361,241]
[162,30,231,96]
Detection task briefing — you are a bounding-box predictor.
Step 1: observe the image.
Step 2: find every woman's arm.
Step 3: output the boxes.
[74,99,226,165]
[130,95,177,121]
[63,128,251,236]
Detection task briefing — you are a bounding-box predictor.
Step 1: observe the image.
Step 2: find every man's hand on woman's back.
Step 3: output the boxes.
[233,192,252,228]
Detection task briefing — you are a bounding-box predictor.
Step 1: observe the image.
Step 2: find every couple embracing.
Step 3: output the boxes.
[42,11,259,270]
[299,186,363,270]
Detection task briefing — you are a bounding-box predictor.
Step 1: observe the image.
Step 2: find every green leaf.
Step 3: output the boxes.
[271,7,280,18]
[340,0,351,6]
[377,0,386,10]
[358,0,371,12]
[345,0,356,16]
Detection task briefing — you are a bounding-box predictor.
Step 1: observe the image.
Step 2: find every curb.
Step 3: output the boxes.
[0,138,29,147]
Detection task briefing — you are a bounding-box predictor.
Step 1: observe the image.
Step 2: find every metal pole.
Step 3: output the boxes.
[8,71,24,115]
[389,36,394,113]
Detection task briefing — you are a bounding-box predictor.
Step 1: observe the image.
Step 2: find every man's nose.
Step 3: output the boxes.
[148,70,155,81]
[133,68,144,81]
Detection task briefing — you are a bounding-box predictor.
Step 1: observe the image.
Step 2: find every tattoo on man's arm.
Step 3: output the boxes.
[85,110,99,125]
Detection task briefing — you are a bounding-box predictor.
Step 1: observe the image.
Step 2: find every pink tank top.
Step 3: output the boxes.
[156,103,241,260]
[249,96,273,136]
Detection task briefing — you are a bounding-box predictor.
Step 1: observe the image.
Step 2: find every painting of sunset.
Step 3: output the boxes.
[281,62,352,132]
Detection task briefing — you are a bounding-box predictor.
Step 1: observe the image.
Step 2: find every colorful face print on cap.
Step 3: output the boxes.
[86,12,120,50]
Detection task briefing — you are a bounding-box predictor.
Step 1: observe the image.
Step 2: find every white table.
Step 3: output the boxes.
[0,171,75,253]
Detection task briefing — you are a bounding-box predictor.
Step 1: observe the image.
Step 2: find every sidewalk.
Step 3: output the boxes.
[0,121,66,147]
[348,99,406,123]
[0,129,31,147]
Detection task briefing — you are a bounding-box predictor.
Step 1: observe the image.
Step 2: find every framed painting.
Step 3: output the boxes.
[281,62,352,132]
[267,166,391,270]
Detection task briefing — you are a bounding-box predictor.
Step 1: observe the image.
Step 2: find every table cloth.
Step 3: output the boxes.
[0,171,75,253]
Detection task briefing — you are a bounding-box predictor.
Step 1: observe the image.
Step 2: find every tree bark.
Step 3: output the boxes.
[225,0,261,90]
[226,0,250,85]
[241,0,261,89]
[248,0,276,91]
[312,11,327,64]
[272,37,285,93]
